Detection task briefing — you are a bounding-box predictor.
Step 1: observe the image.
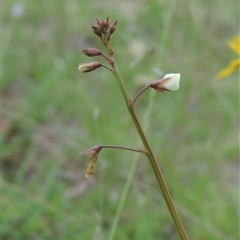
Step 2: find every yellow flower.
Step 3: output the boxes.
[216,35,240,79]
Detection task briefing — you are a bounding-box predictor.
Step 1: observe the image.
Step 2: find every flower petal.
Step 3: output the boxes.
[216,58,240,79]
[162,73,181,91]
[216,64,236,78]
[227,35,240,55]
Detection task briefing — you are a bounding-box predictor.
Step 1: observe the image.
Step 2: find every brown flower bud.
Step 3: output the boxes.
[82,48,102,57]
[96,17,102,27]
[78,62,102,73]
[109,20,118,35]
[91,22,102,37]
[105,17,110,29]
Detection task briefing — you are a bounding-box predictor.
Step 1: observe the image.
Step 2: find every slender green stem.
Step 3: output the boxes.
[131,84,151,107]
[92,144,147,155]
[101,63,115,74]
[100,52,110,62]
[110,59,188,240]
[108,91,156,240]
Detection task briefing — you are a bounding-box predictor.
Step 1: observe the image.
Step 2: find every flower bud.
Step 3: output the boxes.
[109,20,118,35]
[150,73,180,92]
[91,22,102,37]
[96,17,103,27]
[105,17,110,29]
[78,62,102,73]
[82,48,102,57]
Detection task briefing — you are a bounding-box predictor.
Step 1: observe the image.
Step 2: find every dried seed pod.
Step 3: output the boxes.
[80,146,102,178]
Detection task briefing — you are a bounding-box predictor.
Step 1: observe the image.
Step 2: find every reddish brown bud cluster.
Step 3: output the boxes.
[91,17,118,43]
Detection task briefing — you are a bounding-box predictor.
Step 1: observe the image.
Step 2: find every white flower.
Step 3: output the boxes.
[162,73,180,91]
[150,73,180,92]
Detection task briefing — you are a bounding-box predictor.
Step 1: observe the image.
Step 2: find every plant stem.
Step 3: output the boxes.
[108,90,156,240]
[94,144,147,154]
[110,60,188,240]
[101,63,115,74]
[131,84,151,107]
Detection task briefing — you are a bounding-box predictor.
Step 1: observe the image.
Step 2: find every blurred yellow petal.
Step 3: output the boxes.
[216,58,240,78]
[216,35,240,79]
[227,35,240,55]
[229,58,240,69]
[216,65,236,78]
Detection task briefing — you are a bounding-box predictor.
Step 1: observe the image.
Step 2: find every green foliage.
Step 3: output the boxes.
[2,0,238,239]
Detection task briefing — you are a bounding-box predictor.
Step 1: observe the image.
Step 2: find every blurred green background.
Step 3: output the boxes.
[2,0,239,239]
